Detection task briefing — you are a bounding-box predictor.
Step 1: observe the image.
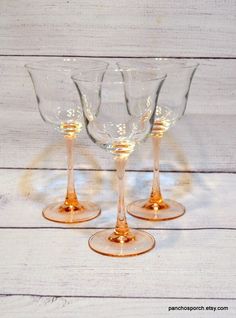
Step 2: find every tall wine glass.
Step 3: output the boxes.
[26,58,108,223]
[72,67,166,257]
[118,60,198,221]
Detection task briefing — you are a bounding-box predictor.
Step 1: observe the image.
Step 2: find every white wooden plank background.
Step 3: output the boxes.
[0,297,235,318]
[0,170,235,229]
[0,0,235,317]
[0,0,236,57]
[1,57,236,115]
[0,228,235,298]
[0,56,235,171]
[1,111,235,171]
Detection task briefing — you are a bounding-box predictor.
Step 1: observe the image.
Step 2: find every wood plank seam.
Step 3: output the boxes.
[0,168,236,174]
[0,227,235,230]
[0,55,236,59]
[0,294,235,300]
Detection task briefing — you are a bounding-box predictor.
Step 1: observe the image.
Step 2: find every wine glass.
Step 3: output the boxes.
[117,60,198,221]
[72,67,166,257]
[25,58,108,223]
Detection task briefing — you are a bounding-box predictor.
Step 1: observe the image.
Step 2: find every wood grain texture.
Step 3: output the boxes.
[0,296,235,318]
[0,170,235,229]
[0,0,235,314]
[0,228,235,298]
[1,111,235,171]
[0,57,235,171]
[0,0,236,57]
[1,57,236,115]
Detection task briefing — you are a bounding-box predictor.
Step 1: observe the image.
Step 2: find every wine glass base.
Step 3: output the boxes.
[127,199,185,221]
[42,201,101,224]
[88,229,155,257]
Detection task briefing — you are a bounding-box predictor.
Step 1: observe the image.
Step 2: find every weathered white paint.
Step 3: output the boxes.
[0,57,236,115]
[0,296,235,318]
[0,228,235,298]
[0,1,236,57]
[0,170,235,229]
[0,110,235,171]
[0,0,235,315]
[0,57,235,171]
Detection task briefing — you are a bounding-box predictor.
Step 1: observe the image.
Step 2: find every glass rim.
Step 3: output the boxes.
[24,58,109,72]
[154,59,199,69]
[117,60,199,71]
[72,70,167,84]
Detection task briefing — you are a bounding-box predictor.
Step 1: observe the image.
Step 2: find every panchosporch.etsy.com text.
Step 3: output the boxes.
[168,305,228,312]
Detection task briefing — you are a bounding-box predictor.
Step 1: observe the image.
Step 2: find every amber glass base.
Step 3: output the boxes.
[42,201,101,224]
[88,229,155,257]
[127,199,185,221]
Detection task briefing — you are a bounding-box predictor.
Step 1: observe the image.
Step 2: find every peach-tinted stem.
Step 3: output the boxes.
[108,156,134,243]
[115,157,129,234]
[63,135,81,211]
[149,136,163,204]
